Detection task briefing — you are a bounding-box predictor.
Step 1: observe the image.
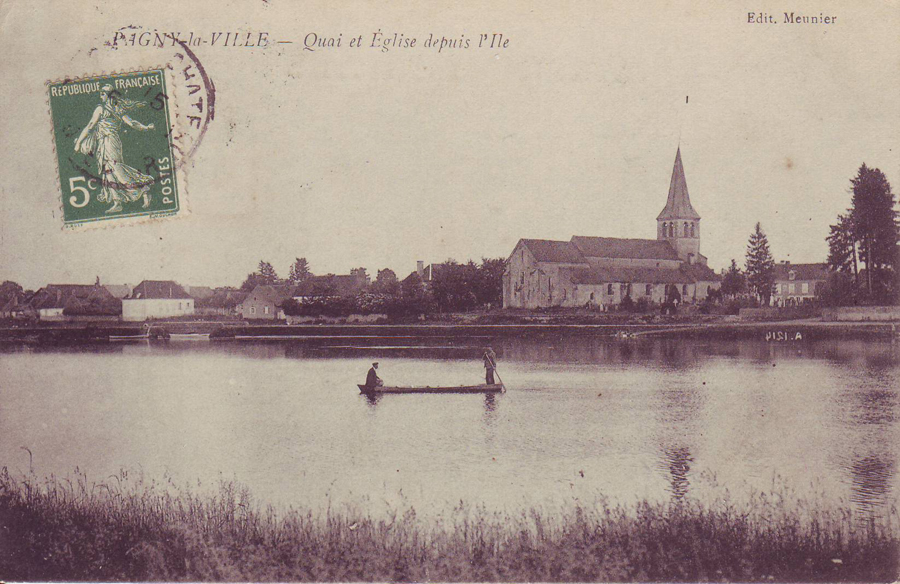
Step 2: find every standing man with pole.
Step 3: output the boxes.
[482,346,498,385]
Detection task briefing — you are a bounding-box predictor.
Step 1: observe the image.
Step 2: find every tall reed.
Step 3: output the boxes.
[0,467,896,582]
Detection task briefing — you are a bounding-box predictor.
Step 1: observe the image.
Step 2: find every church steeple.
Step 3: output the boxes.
[657,147,701,263]
[657,147,700,221]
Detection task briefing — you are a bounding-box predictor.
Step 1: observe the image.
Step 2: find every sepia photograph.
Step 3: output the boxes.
[0,0,898,581]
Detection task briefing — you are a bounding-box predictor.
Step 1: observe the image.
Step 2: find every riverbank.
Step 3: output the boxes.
[1,318,898,344]
[0,469,896,582]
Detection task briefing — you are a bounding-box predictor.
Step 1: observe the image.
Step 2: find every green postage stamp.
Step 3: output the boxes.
[48,69,183,227]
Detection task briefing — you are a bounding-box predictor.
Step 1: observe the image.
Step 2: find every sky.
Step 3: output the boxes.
[1,0,898,289]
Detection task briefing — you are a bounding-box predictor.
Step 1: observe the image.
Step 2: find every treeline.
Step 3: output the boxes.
[275,258,505,317]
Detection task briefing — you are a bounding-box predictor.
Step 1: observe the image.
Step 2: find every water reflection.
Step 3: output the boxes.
[0,335,898,519]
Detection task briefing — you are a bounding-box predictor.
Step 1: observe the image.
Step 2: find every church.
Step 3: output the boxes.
[503,148,720,309]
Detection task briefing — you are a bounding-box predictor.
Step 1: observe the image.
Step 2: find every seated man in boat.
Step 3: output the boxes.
[365,362,383,390]
[482,347,497,385]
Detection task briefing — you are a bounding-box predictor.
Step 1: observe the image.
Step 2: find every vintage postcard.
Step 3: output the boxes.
[1,0,898,582]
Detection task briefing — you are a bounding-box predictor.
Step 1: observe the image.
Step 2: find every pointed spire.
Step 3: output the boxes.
[657,147,700,220]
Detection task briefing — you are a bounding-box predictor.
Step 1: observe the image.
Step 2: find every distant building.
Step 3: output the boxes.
[771,262,828,306]
[30,284,119,320]
[503,148,719,309]
[1,293,36,319]
[291,273,369,303]
[122,280,194,321]
[240,284,296,320]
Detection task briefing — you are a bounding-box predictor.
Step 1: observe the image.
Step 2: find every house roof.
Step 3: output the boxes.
[657,147,701,221]
[32,284,110,309]
[680,262,721,282]
[204,289,248,308]
[127,280,192,300]
[518,239,587,264]
[244,284,297,304]
[571,236,680,261]
[186,285,214,299]
[103,284,132,299]
[773,263,828,281]
[564,261,721,286]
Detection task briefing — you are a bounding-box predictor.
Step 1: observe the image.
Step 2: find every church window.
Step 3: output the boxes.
[788,270,796,281]
[662,222,668,237]
[690,223,695,237]
[683,222,689,237]
[668,223,674,238]
[682,284,688,295]
[607,283,613,295]
[645,284,652,295]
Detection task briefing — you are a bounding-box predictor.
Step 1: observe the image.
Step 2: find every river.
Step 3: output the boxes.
[1,335,898,518]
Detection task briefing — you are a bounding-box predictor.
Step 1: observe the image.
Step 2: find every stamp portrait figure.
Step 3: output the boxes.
[73,85,156,214]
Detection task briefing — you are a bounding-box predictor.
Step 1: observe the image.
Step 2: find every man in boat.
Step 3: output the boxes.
[482,347,497,385]
[364,362,383,390]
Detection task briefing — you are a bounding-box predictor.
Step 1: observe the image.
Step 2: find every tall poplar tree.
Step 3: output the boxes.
[288,257,311,284]
[848,164,898,301]
[745,222,775,305]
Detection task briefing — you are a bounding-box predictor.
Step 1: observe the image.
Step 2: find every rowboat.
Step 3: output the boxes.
[168,333,211,341]
[357,383,504,394]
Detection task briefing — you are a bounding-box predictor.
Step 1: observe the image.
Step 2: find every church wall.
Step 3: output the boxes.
[587,257,683,270]
[503,243,535,308]
[572,281,672,308]
[694,280,719,301]
[503,243,584,308]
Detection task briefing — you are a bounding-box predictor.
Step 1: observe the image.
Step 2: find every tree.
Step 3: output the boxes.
[258,261,279,284]
[720,259,747,297]
[430,260,479,312]
[826,213,858,285]
[473,258,505,308]
[288,257,312,284]
[0,280,24,305]
[745,222,775,305]
[848,164,899,302]
[240,260,280,291]
[371,268,400,295]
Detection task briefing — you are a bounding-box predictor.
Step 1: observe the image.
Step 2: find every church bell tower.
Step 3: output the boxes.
[657,147,701,264]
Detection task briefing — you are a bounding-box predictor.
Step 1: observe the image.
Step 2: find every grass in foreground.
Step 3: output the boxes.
[0,467,897,582]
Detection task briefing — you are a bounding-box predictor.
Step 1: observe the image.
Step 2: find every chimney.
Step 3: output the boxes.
[416,260,424,278]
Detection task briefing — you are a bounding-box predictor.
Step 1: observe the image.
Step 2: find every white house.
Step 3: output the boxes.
[122,280,194,321]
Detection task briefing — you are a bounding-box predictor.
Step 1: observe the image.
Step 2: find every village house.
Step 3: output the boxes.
[122,280,194,321]
[503,148,720,309]
[30,284,120,320]
[240,284,296,320]
[0,294,35,319]
[771,261,828,306]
